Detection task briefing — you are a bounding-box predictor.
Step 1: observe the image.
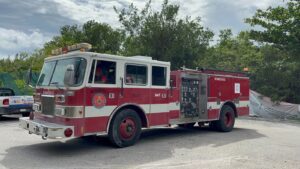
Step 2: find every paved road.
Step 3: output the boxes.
[0,116,300,169]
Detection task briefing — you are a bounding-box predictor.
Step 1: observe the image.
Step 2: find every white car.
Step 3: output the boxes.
[0,88,33,117]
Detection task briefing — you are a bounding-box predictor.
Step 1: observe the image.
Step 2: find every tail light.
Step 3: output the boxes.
[64,128,73,137]
[3,99,9,105]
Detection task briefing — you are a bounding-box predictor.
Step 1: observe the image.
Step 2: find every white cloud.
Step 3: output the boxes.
[51,0,122,27]
[0,28,52,57]
[50,0,186,27]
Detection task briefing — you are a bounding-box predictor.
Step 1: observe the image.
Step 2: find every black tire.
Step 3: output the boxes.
[209,121,217,130]
[108,109,142,148]
[215,105,235,132]
[178,123,195,128]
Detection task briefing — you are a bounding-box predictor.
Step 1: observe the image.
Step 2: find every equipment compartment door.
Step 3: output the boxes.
[180,78,200,118]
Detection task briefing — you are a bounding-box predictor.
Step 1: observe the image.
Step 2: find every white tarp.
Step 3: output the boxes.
[250,90,300,119]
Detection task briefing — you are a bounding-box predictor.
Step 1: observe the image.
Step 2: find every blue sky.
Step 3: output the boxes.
[0,0,284,58]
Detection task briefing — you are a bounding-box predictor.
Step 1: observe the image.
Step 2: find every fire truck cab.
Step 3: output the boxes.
[20,43,250,147]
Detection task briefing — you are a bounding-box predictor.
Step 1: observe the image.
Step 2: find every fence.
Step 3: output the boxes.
[0,72,39,95]
[250,90,300,120]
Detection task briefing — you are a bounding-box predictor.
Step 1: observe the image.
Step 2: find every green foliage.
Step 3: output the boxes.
[199,30,262,73]
[44,21,125,55]
[0,50,44,95]
[244,0,300,103]
[115,0,214,69]
[245,0,300,58]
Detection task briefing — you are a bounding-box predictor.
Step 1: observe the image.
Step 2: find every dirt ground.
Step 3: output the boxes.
[0,116,299,169]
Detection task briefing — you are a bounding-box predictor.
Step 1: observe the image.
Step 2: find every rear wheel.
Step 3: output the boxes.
[215,105,235,132]
[108,109,142,148]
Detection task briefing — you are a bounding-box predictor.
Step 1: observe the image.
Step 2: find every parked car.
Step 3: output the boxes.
[0,88,33,117]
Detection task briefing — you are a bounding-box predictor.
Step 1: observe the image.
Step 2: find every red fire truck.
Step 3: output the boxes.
[20,43,250,147]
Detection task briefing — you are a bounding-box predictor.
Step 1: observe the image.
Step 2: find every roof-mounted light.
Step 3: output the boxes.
[51,43,92,56]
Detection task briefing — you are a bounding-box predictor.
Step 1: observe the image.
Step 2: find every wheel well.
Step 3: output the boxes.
[223,102,238,117]
[112,105,148,128]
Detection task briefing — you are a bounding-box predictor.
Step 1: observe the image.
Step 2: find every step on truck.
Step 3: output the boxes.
[19,43,250,147]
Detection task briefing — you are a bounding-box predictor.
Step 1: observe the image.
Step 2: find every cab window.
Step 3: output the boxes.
[152,66,167,86]
[90,60,116,84]
[125,64,147,85]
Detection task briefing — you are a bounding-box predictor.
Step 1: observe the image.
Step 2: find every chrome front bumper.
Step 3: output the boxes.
[19,117,74,139]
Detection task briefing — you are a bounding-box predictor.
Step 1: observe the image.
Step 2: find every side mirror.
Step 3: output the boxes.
[64,65,75,87]
[25,68,32,85]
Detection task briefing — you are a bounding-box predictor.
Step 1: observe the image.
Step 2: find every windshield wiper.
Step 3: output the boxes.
[49,82,63,90]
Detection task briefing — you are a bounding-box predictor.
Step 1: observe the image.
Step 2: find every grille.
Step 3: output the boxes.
[41,95,55,116]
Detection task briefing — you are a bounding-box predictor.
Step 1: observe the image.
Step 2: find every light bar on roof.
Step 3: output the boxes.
[51,43,92,56]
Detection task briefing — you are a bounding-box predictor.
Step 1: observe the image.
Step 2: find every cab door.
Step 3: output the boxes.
[149,65,169,126]
[118,63,150,113]
[84,59,119,133]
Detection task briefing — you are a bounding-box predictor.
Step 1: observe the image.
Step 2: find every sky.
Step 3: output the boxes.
[0,0,285,58]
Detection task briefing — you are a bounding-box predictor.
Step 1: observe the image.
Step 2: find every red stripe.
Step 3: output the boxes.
[208,109,219,119]
[147,112,169,126]
[169,110,180,119]
[84,117,109,134]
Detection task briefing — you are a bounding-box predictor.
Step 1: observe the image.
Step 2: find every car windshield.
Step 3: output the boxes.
[37,57,87,87]
[0,88,14,96]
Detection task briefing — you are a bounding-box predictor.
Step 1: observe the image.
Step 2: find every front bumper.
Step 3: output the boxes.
[19,117,74,139]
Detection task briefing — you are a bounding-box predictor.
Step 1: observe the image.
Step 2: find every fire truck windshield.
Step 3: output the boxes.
[37,57,87,87]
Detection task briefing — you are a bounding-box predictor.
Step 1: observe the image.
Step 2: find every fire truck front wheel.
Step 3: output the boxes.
[215,105,235,132]
[108,109,142,148]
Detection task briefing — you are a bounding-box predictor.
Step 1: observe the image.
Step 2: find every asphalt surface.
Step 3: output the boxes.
[0,116,300,169]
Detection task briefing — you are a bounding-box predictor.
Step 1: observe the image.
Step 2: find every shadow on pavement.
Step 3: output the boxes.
[0,115,20,122]
[1,126,265,169]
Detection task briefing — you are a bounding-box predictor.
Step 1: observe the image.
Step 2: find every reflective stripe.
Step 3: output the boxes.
[85,106,117,117]
[85,102,180,117]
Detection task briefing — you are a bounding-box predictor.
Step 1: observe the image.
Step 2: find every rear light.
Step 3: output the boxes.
[3,99,9,105]
[64,128,73,137]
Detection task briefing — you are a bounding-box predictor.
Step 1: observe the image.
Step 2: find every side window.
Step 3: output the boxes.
[93,60,116,84]
[152,66,167,86]
[125,64,147,85]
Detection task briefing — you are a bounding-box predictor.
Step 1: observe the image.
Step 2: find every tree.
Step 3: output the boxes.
[44,21,125,55]
[199,30,262,73]
[245,0,300,59]
[115,0,213,69]
[245,0,300,103]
